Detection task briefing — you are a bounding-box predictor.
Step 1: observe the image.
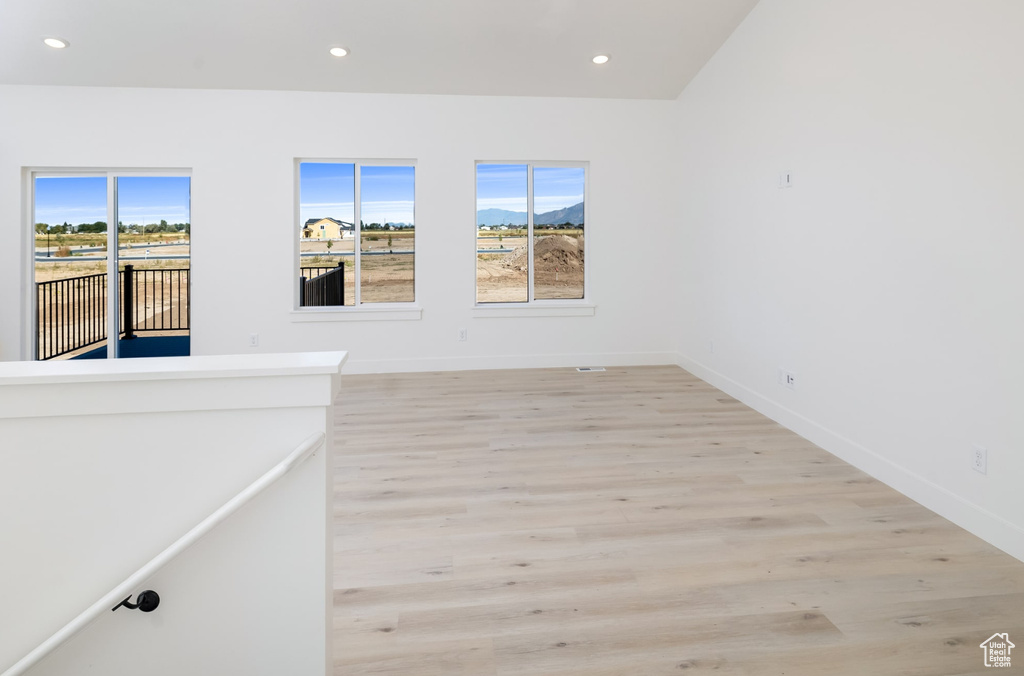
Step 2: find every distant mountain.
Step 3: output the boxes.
[476,202,584,227]
[535,202,584,225]
[476,208,527,227]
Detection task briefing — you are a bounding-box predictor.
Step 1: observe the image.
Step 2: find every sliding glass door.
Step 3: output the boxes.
[31,171,191,360]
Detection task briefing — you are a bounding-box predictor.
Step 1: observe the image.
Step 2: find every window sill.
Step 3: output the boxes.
[471,303,595,318]
[290,306,422,322]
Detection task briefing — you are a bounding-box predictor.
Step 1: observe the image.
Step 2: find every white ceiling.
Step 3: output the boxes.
[0,0,759,100]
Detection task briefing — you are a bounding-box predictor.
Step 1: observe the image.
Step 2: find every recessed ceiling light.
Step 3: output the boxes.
[592,54,610,65]
[329,47,349,58]
[43,37,69,49]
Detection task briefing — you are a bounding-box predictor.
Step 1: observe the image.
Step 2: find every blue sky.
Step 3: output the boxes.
[476,165,527,213]
[534,167,585,213]
[300,163,415,225]
[117,177,191,224]
[476,165,585,213]
[34,176,190,225]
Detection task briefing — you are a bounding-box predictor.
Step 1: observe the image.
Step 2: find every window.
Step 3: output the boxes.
[298,161,415,308]
[476,162,586,304]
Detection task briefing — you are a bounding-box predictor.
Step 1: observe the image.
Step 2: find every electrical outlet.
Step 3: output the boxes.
[248,333,259,347]
[458,328,468,342]
[778,368,796,390]
[709,340,716,354]
[971,445,987,474]
[774,368,798,391]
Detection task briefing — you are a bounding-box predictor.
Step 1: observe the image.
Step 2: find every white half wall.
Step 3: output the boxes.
[672,0,1024,560]
[0,86,678,371]
[0,352,344,676]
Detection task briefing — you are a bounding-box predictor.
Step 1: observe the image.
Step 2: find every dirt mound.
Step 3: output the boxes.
[500,235,583,271]
[535,235,583,270]
[501,245,529,271]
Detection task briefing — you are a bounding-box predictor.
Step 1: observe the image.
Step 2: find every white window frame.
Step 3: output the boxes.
[22,167,192,361]
[472,160,594,318]
[292,158,421,322]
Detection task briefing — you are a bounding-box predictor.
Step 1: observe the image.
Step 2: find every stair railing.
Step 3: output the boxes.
[1,432,325,676]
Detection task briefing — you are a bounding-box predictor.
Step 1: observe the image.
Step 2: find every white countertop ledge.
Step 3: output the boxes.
[0,351,348,386]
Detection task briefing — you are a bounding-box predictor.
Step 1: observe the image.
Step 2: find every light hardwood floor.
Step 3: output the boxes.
[332,366,1024,675]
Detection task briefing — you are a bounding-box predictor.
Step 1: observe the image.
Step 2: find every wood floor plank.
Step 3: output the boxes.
[332,366,1024,675]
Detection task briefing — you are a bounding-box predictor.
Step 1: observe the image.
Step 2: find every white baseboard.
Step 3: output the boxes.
[341,351,678,375]
[675,352,1024,564]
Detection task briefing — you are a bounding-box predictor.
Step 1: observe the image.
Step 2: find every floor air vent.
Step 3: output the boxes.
[576,367,606,372]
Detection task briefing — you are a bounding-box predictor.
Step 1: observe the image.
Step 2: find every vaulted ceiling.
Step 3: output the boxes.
[0,0,759,100]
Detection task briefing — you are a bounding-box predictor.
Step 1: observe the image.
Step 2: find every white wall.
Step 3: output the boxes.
[673,0,1024,560]
[0,86,678,371]
[0,352,343,676]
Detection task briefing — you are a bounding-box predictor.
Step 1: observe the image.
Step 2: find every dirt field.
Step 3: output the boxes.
[34,232,186,251]
[34,235,190,283]
[32,227,584,355]
[300,231,416,305]
[477,232,584,302]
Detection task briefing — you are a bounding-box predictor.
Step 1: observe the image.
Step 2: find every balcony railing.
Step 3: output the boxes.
[36,273,108,361]
[300,263,345,307]
[35,266,190,360]
[120,266,191,338]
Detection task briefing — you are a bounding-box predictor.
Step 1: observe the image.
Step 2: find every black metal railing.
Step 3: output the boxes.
[36,273,108,360]
[300,264,345,307]
[120,265,190,338]
[35,266,190,360]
